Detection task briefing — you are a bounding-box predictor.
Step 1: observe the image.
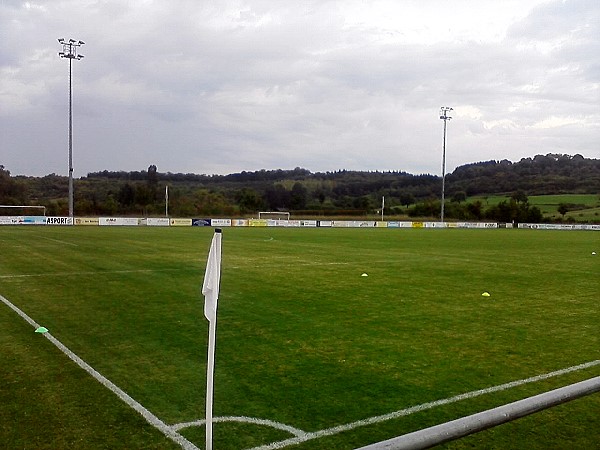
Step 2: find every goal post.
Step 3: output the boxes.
[258,211,290,220]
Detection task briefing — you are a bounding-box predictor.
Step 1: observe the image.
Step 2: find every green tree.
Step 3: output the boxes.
[146,164,159,204]
[314,188,326,205]
[399,193,415,208]
[451,191,467,203]
[408,199,440,218]
[557,203,569,217]
[0,165,26,204]
[118,183,136,208]
[236,188,264,214]
[353,195,371,211]
[264,184,291,210]
[0,165,11,200]
[290,182,308,210]
[100,196,118,215]
[526,206,543,222]
[135,184,154,215]
[147,165,158,187]
[511,190,528,204]
[194,189,233,215]
[466,201,483,220]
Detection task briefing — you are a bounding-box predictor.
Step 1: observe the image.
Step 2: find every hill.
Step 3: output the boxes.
[448,154,600,196]
[0,153,598,222]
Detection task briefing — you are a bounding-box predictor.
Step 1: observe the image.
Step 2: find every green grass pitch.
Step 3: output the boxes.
[0,226,598,449]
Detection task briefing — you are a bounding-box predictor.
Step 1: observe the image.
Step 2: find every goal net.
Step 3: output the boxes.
[258,211,290,220]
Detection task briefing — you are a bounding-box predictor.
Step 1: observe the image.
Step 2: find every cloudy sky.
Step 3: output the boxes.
[1,0,599,178]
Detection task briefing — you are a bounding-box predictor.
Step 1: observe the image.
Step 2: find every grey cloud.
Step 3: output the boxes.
[1,0,598,177]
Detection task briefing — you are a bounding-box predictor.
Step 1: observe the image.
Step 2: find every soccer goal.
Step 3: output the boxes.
[258,211,290,220]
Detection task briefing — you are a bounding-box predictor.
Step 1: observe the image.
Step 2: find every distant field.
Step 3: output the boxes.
[472,194,600,221]
[1,226,598,449]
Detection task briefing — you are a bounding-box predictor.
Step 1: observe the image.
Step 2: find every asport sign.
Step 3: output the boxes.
[46,217,74,225]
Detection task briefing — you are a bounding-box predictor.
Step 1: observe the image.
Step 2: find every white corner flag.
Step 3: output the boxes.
[202,228,222,450]
[203,229,222,323]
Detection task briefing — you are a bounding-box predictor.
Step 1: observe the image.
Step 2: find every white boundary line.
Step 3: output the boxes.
[39,236,79,246]
[0,293,199,450]
[0,268,182,279]
[2,291,598,450]
[246,359,600,450]
[172,416,306,437]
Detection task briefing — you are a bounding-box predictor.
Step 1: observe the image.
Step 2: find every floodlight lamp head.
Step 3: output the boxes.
[69,38,76,43]
[58,38,64,43]
[58,52,65,57]
[79,40,85,45]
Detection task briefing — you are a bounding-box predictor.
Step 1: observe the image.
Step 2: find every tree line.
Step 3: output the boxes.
[1,153,598,223]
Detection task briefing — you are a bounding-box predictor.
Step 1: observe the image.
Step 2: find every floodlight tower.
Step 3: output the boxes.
[58,38,85,217]
[439,106,453,224]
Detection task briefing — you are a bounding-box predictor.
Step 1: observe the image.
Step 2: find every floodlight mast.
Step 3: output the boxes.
[439,106,453,224]
[58,38,84,217]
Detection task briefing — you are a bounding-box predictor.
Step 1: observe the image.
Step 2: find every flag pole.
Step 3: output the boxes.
[165,185,169,218]
[206,315,217,450]
[202,228,222,450]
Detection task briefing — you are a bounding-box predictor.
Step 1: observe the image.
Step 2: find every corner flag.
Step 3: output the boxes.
[202,228,222,450]
[202,229,222,323]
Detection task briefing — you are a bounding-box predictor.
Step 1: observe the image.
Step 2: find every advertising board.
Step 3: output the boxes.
[146,218,170,226]
[170,218,193,227]
[210,219,232,227]
[0,216,23,225]
[249,219,268,227]
[519,223,600,231]
[23,216,46,225]
[100,217,140,226]
[75,217,100,226]
[387,221,413,228]
[331,220,376,227]
[46,217,73,226]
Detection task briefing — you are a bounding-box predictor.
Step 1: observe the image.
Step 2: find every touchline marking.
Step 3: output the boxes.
[0,293,199,450]
[247,359,600,450]
[172,416,306,437]
[3,291,598,450]
[228,261,350,270]
[40,236,79,246]
[0,268,181,279]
